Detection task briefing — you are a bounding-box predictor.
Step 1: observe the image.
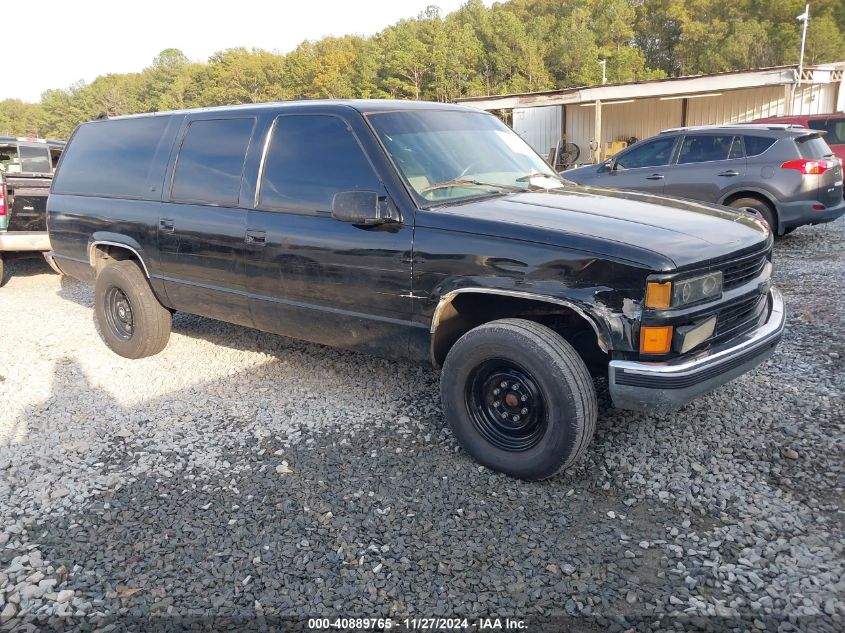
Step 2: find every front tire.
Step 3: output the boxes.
[440,318,597,480]
[95,260,171,359]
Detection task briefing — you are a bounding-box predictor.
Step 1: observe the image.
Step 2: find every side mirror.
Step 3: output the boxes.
[332,190,399,225]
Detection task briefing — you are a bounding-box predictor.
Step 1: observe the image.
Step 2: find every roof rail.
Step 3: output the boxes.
[660,123,810,134]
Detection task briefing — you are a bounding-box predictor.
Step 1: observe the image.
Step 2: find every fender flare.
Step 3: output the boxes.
[718,186,778,210]
[88,235,150,278]
[429,287,611,367]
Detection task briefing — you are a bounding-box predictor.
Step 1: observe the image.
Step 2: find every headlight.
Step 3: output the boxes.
[673,271,722,306]
[645,271,722,309]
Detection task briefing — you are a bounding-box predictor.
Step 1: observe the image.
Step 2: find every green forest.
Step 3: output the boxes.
[2,0,844,139]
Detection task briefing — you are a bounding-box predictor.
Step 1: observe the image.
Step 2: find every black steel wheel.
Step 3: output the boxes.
[465,360,547,452]
[95,260,171,359]
[103,286,135,341]
[441,318,597,480]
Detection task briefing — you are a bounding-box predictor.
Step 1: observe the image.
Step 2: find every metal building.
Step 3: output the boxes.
[455,62,845,166]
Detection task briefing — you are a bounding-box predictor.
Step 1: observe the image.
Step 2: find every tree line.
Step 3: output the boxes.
[2,0,844,139]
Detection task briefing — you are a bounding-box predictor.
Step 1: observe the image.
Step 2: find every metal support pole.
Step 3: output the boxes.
[593,100,602,164]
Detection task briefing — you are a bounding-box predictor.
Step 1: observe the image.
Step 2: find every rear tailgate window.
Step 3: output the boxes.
[796,134,834,159]
[19,145,52,174]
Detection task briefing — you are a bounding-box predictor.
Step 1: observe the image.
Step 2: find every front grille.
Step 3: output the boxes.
[722,252,768,290]
[712,293,767,343]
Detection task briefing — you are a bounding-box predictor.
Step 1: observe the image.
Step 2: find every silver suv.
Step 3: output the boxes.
[564,124,845,235]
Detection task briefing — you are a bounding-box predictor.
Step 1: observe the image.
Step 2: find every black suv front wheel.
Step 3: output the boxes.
[440,318,597,480]
[95,260,171,359]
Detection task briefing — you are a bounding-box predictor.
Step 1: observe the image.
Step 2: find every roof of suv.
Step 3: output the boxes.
[104,100,480,121]
[659,124,811,135]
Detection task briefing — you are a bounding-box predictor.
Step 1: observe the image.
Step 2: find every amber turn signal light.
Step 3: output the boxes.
[645,281,672,309]
[640,326,673,354]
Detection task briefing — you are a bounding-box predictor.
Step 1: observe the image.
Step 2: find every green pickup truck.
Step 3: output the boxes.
[0,137,65,285]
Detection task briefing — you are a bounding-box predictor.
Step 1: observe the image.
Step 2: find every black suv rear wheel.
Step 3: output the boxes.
[95,260,171,359]
[440,318,597,480]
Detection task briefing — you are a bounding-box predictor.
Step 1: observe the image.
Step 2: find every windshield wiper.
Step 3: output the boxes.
[515,171,565,184]
[420,178,521,194]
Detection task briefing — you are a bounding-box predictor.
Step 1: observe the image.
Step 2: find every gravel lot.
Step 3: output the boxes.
[1,219,843,632]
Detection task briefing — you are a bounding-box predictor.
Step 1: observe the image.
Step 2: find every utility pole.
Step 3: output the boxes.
[791,3,810,114]
[599,59,607,85]
[797,4,810,83]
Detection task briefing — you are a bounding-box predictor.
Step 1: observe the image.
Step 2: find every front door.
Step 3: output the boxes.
[244,113,415,359]
[157,116,257,326]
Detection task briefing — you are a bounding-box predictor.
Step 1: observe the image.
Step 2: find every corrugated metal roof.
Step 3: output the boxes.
[456,62,845,110]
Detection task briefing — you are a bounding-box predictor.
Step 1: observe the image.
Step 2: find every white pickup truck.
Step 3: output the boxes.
[0,137,65,285]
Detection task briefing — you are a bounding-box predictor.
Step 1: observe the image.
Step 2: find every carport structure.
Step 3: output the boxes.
[455,62,845,165]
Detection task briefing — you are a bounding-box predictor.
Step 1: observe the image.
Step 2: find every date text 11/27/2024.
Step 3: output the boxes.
[307,617,527,630]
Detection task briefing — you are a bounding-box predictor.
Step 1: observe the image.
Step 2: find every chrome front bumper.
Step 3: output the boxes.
[609,287,785,411]
[0,231,51,252]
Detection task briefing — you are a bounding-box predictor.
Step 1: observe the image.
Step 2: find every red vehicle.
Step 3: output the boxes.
[753,113,845,160]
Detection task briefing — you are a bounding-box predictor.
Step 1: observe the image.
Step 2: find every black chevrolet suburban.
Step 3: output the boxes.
[47,101,785,480]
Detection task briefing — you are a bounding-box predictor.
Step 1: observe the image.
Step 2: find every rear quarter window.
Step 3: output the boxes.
[53,117,174,198]
[743,136,776,157]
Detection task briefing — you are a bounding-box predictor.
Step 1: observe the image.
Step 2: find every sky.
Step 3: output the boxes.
[3,0,477,103]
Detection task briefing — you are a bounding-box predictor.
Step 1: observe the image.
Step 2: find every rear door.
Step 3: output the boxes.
[157,116,256,325]
[598,136,677,194]
[663,133,746,203]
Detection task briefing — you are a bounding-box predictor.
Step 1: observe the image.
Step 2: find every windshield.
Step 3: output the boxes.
[367,110,565,206]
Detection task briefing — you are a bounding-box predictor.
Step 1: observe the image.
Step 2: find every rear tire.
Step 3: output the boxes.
[728,197,777,235]
[440,318,597,480]
[95,260,171,359]
[0,254,5,288]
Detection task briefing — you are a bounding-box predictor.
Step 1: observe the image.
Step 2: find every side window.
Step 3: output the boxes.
[171,118,255,206]
[616,137,676,169]
[52,117,174,198]
[0,145,19,173]
[743,136,776,157]
[259,115,381,215]
[677,135,736,164]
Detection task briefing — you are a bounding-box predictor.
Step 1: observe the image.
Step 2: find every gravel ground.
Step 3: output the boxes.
[0,219,843,632]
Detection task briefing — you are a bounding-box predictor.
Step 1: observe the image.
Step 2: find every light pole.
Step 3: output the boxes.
[791,4,810,114]
[797,3,810,83]
[599,59,607,85]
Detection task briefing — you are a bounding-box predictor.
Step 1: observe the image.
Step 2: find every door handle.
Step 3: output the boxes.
[645,173,665,180]
[245,229,266,246]
[718,170,740,177]
[159,218,175,233]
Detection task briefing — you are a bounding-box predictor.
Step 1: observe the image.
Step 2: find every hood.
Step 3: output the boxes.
[434,185,769,270]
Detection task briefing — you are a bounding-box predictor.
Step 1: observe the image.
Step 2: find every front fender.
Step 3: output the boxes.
[427,280,644,367]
